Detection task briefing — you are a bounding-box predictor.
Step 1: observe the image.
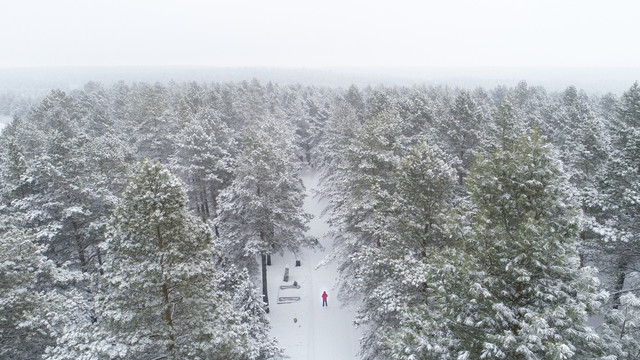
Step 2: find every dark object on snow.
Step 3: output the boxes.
[294,317,298,323]
[295,260,301,267]
[279,284,300,289]
[267,254,272,266]
[280,280,300,290]
[283,267,289,282]
[277,296,301,304]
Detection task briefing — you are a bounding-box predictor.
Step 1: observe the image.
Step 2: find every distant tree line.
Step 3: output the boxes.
[1,79,639,359]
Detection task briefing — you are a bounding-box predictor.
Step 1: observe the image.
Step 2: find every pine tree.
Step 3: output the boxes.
[75,81,116,137]
[465,130,605,358]
[441,89,486,185]
[322,108,405,301]
[0,215,84,360]
[392,139,459,256]
[217,116,316,312]
[171,107,234,223]
[388,131,607,359]
[491,97,527,150]
[0,116,43,204]
[128,83,175,160]
[600,292,640,359]
[591,82,640,310]
[0,91,135,276]
[316,88,364,183]
[353,139,459,360]
[216,266,283,359]
[618,82,640,127]
[89,160,246,359]
[401,89,436,139]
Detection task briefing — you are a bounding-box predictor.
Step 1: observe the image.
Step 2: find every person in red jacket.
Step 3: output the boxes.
[322,291,328,307]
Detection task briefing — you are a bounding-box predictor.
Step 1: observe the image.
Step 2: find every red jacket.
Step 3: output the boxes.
[322,292,328,300]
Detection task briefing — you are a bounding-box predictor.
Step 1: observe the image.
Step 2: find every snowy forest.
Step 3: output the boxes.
[2,78,640,359]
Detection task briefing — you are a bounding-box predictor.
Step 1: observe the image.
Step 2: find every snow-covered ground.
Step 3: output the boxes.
[268,169,361,359]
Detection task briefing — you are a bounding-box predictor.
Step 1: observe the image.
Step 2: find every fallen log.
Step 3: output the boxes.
[277,296,301,304]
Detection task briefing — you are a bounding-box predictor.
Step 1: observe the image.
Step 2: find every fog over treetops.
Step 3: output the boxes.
[1,66,639,96]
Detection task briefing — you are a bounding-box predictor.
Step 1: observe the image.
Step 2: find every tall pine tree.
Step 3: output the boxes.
[0,215,84,360]
[217,116,316,312]
[388,131,607,359]
[89,160,246,359]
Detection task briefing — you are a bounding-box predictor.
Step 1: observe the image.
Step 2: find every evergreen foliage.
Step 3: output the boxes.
[91,160,247,359]
[0,215,83,360]
[217,116,316,263]
[388,131,607,359]
[353,139,460,360]
[2,79,640,358]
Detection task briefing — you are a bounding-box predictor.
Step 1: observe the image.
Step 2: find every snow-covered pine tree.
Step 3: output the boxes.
[0,91,134,276]
[563,108,610,187]
[89,160,247,359]
[600,290,640,359]
[323,107,405,301]
[491,97,528,151]
[298,86,332,166]
[353,139,460,360]
[216,266,283,359]
[399,89,436,141]
[217,116,316,312]
[75,81,117,138]
[589,82,640,311]
[390,139,459,256]
[388,130,607,359]
[128,83,176,161]
[464,130,606,358]
[618,82,640,127]
[0,116,43,204]
[0,215,84,360]
[279,84,313,163]
[546,90,612,272]
[171,107,235,223]
[110,81,132,130]
[29,89,81,138]
[316,87,364,189]
[441,89,486,185]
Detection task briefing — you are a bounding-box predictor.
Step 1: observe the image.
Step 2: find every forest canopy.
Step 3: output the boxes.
[1,79,640,359]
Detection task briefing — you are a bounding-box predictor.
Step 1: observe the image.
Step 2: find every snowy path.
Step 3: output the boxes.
[268,169,360,359]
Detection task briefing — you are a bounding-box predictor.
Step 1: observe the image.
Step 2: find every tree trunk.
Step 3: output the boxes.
[458,151,465,185]
[162,282,176,354]
[192,178,202,218]
[212,188,220,238]
[578,230,586,268]
[612,257,628,309]
[96,246,104,276]
[72,220,89,273]
[157,227,176,354]
[258,184,269,313]
[262,253,270,313]
[202,185,210,219]
[421,221,431,259]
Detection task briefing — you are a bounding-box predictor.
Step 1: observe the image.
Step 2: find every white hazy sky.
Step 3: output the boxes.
[1,0,639,68]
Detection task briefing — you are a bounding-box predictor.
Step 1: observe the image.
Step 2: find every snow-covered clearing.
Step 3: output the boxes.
[268,169,361,359]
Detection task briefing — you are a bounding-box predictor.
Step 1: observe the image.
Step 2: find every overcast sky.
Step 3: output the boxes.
[1,0,639,69]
